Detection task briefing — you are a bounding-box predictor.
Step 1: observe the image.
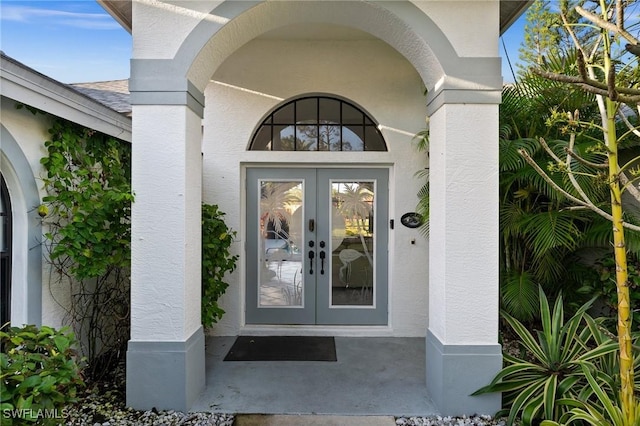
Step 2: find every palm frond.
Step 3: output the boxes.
[529,248,568,287]
[501,271,540,323]
[523,210,582,256]
[416,181,429,237]
[500,138,541,172]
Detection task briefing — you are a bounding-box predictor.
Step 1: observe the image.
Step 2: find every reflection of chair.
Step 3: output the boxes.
[338,249,364,288]
[265,230,290,255]
[266,248,289,279]
[264,230,301,261]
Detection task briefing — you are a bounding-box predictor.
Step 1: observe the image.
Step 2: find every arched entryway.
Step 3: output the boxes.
[127,0,502,415]
[0,125,43,327]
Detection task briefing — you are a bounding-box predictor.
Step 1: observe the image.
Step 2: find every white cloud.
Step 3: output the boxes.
[1,5,120,30]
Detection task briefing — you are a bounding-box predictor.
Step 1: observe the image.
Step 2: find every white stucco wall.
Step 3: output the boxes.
[414,1,499,58]
[130,104,203,341]
[202,37,430,337]
[1,99,50,185]
[428,103,499,344]
[132,0,499,59]
[0,98,69,328]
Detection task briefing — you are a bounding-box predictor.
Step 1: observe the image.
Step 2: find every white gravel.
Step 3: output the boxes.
[68,412,508,426]
[65,405,234,426]
[395,415,508,426]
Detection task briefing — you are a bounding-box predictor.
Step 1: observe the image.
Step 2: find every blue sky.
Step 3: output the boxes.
[1,0,131,83]
[0,0,526,84]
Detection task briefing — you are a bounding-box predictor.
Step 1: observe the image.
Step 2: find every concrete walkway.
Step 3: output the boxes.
[191,336,437,417]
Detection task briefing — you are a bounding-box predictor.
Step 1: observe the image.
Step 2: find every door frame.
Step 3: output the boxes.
[243,166,390,326]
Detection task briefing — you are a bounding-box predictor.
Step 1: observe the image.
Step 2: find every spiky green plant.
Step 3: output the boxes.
[473,287,618,425]
[541,363,640,426]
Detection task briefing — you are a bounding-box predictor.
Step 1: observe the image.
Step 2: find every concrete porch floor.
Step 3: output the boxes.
[190,336,438,416]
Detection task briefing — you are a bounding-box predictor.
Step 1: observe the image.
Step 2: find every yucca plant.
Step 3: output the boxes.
[541,362,640,426]
[473,287,618,425]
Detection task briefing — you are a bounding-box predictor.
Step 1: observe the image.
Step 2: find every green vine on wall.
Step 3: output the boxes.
[38,111,238,362]
[39,116,132,380]
[41,120,133,278]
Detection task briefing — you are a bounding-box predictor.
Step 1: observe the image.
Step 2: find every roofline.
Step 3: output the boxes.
[500,0,533,34]
[97,0,132,35]
[0,53,131,142]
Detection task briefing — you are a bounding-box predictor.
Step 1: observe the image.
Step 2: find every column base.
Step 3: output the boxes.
[126,326,205,412]
[426,329,502,416]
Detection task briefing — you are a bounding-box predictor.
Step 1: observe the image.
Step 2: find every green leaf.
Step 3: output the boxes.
[543,374,558,420]
[20,375,42,390]
[53,335,69,352]
[502,310,547,362]
[508,378,546,425]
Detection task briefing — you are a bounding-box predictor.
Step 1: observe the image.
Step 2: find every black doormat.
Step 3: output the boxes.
[223,336,337,361]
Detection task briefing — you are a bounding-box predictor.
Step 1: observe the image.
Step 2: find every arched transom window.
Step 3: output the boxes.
[250,96,387,151]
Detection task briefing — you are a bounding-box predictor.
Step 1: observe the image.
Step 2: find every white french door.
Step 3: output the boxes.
[245,168,388,325]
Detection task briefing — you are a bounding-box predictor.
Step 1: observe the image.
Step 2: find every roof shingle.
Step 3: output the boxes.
[71,80,131,116]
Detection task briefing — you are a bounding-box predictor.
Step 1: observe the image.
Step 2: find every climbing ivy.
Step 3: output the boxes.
[38,114,237,373]
[39,117,132,380]
[40,120,133,279]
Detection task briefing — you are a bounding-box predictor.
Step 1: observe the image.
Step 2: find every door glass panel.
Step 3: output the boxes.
[330,181,375,306]
[258,180,304,307]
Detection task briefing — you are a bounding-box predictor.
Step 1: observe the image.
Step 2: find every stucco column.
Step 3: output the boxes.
[126,101,205,412]
[426,101,502,415]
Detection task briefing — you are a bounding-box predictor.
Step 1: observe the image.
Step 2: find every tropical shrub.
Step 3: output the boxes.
[0,325,84,425]
[497,75,618,323]
[541,362,640,426]
[586,255,640,332]
[201,204,238,327]
[473,288,618,425]
[39,116,132,381]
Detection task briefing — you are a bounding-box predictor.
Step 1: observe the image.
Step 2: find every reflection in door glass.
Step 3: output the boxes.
[331,181,374,306]
[259,181,304,307]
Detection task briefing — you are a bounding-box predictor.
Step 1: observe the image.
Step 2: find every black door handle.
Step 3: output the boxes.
[309,241,316,275]
[309,219,315,232]
[319,251,326,275]
[308,250,315,274]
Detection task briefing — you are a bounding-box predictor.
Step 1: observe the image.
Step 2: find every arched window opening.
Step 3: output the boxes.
[250,96,387,152]
[1,174,12,326]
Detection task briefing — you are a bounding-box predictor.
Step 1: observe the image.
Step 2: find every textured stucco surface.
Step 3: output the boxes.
[131,104,203,341]
[414,1,499,58]
[203,38,429,337]
[428,103,499,344]
[130,1,501,96]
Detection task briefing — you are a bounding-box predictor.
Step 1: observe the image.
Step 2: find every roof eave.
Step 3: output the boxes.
[1,53,132,142]
[500,0,533,34]
[98,0,133,35]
